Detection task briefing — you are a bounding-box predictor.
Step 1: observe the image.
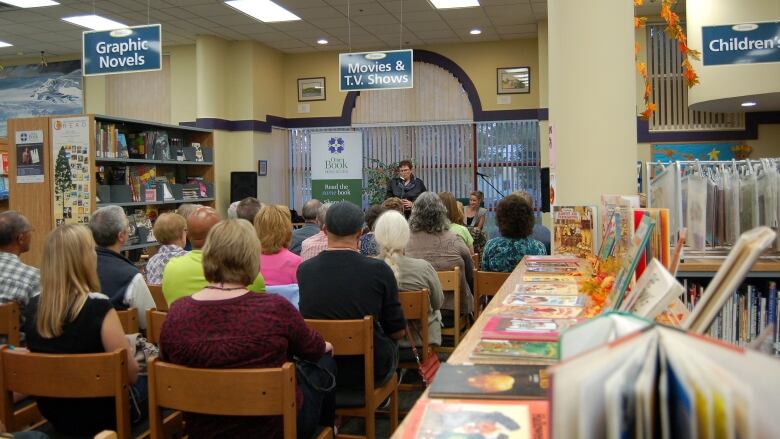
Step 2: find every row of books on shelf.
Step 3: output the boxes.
[96,165,212,203]
[0,176,8,200]
[95,122,212,162]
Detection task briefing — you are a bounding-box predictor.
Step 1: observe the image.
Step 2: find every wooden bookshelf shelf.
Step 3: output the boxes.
[96,157,213,166]
[97,197,215,208]
[678,258,780,278]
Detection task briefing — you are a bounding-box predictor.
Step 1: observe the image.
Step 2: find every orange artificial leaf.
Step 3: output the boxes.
[683,68,699,87]
[636,62,647,77]
[634,0,644,6]
[687,48,702,60]
[644,82,652,101]
[634,17,647,29]
[635,42,641,55]
[640,103,657,120]
[660,3,671,20]
[678,39,689,54]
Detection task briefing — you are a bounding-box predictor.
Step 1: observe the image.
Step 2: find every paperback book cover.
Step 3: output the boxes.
[482,316,582,341]
[428,364,548,400]
[472,340,559,360]
[552,205,598,258]
[522,274,578,284]
[402,398,549,439]
[516,282,580,296]
[510,305,583,319]
[503,294,586,308]
[525,264,580,274]
[524,255,579,264]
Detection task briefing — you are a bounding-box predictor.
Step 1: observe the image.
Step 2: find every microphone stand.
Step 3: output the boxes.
[477,173,506,199]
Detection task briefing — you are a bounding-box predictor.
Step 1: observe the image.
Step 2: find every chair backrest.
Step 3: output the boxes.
[0,347,130,439]
[0,302,20,346]
[116,308,139,334]
[473,270,511,317]
[145,309,168,345]
[471,253,479,269]
[147,358,297,439]
[398,290,429,360]
[305,317,374,394]
[437,266,461,318]
[148,284,168,312]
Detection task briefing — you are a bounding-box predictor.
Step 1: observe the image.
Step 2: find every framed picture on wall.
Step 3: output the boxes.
[497,67,530,94]
[258,160,268,176]
[297,77,326,102]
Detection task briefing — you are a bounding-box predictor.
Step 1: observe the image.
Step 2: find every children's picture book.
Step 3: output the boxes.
[428,364,548,400]
[552,206,598,258]
[558,312,651,360]
[516,282,580,296]
[503,294,586,308]
[490,304,583,319]
[600,194,640,236]
[522,274,578,284]
[524,255,579,264]
[524,264,580,274]
[482,316,581,341]
[472,340,559,360]
[402,398,549,439]
[606,213,656,310]
[620,258,685,318]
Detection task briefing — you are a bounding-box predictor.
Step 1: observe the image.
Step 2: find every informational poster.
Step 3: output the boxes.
[51,116,91,226]
[310,132,363,206]
[15,130,45,184]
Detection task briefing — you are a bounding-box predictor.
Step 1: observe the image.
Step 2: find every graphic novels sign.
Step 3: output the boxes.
[339,49,413,91]
[702,21,780,66]
[310,132,363,206]
[83,24,162,76]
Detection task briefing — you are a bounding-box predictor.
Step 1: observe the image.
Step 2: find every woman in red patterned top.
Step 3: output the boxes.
[159,219,335,438]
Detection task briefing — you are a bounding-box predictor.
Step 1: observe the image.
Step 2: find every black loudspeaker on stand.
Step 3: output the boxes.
[230,172,257,203]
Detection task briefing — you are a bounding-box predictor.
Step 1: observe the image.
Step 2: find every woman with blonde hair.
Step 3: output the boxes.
[23,224,141,436]
[438,191,474,253]
[253,204,302,286]
[160,219,335,438]
[374,210,444,347]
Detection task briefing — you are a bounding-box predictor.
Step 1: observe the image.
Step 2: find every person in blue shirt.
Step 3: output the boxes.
[481,194,547,273]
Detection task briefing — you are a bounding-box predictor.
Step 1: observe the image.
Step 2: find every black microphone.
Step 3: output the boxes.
[475,171,489,177]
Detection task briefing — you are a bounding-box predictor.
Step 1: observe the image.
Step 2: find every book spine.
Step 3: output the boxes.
[769,282,778,346]
[760,296,767,336]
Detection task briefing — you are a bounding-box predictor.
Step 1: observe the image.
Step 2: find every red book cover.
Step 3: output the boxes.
[482,316,582,342]
[1,153,7,174]
[634,210,647,278]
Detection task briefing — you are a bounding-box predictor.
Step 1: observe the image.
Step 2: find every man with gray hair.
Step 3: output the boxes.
[300,202,331,261]
[89,205,155,329]
[290,199,321,255]
[236,197,263,223]
[0,211,39,326]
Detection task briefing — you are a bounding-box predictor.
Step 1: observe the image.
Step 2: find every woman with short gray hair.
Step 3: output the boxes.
[405,192,474,328]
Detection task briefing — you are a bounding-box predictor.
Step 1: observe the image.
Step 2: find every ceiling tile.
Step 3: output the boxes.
[496,23,537,34]
[531,2,547,14]
[295,7,345,20]
[401,10,444,23]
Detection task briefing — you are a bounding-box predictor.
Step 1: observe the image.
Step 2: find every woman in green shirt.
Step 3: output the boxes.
[438,191,474,254]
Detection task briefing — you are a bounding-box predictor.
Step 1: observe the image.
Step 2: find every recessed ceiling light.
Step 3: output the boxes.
[62,14,127,31]
[0,0,59,8]
[317,38,328,45]
[429,0,480,10]
[741,101,757,107]
[469,28,482,35]
[0,41,12,48]
[225,0,301,23]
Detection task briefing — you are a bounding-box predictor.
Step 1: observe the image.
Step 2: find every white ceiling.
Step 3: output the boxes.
[0,0,548,60]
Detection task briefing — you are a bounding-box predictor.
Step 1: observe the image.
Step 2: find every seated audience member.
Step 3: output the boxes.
[144,213,187,285]
[0,211,39,326]
[512,191,552,254]
[176,203,201,251]
[438,192,475,253]
[300,203,331,261]
[160,219,336,438]
[254,205,302,286]
[359,204,386,257]
[482,195,547,273]
[298,202,406,389]
[290,199,322,255]
[374,210,444,347]
[162,206,265,304]
[236,197,263,223]
[406,192,474,326]
[23,225,141,436]
[382,197,406,215]
[89,206,155,329]
[463,190,487,230]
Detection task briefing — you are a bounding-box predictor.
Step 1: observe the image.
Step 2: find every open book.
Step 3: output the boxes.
[550,324,780,439]
[684,226,777,334]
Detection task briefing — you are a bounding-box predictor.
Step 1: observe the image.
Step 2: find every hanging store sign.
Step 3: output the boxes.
[702,21,780,66]
[82,24,162,76]
[339,49,413,91]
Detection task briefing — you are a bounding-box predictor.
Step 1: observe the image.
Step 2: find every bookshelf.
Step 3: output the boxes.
[7,114,215,266]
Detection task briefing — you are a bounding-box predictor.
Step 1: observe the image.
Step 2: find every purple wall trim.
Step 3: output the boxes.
[179,118,273,132]
[636,111,780,143]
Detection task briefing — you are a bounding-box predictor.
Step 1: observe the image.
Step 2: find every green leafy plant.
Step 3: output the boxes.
[363,158,399,205]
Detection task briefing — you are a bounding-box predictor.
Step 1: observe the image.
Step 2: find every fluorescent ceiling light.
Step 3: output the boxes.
[0,0,59,7]
[62,14,127,31]
[0,41,12,48]
[317,38,328,45]
[225,0,301,23]
[469,28,482,35]
[741,101,757,107]
[429,0,480,10]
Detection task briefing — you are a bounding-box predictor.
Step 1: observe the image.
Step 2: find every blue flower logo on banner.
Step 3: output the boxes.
[327,137,345,154]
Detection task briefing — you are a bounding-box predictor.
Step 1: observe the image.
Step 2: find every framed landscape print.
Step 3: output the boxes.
[497,67,530,94]
[298,77,326,101]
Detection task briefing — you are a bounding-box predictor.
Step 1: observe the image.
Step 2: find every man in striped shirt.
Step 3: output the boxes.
[0,211,40,328]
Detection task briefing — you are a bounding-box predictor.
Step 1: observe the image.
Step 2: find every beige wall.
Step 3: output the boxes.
[169,45,197,124]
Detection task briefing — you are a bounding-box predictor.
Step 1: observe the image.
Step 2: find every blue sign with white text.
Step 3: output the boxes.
[83,24,162,76]
[339,49,413,91]
[702,21,780,66]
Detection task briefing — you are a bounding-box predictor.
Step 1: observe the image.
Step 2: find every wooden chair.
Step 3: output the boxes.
[473,270,511,318]
[305,316,399,439]
[148,358,299,439]
[145,309,168,345]
[471,253,480,270]
[148,284,168,312]
[397,290,430,391]
[435,266,469,353]
[0,347,131,438]
[116,308,139,334]
[0,302,20,347]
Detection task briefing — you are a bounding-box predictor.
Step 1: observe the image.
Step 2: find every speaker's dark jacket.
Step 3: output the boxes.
[385,175,427,202]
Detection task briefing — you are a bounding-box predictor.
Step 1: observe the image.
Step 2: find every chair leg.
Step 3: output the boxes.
[365,410,375,439]
[389,386,399,433]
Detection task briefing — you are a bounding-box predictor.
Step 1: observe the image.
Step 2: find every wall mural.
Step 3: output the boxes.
[0,60,83,138]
